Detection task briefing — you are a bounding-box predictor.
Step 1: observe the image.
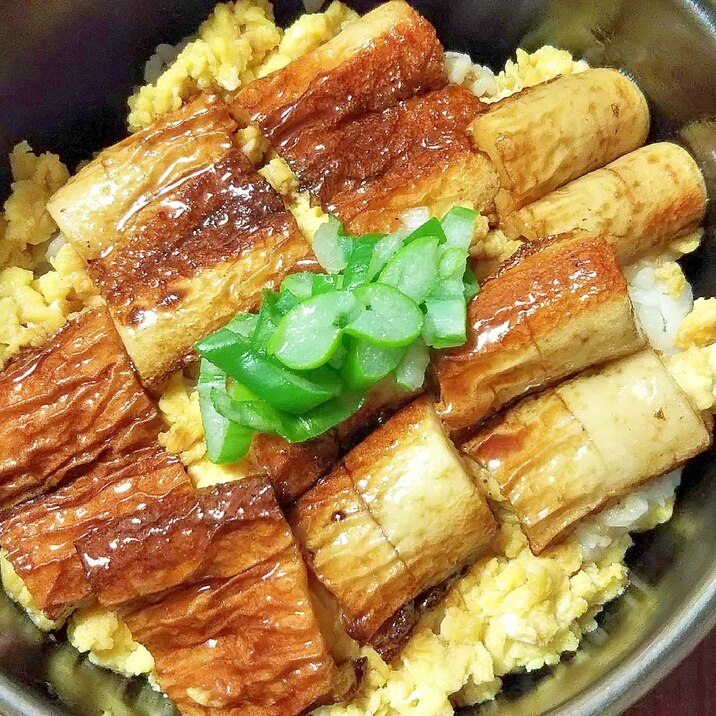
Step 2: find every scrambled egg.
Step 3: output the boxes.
[676,297,716,349]
[128,0,281,131]
[491,47,589,101]
[666,298,716,411]
[128,0,357,132]
[317,506,629,716]
[654,260,687,300]
[469,226,522,281]
[258,0,359,76]
[0,553,62,632]
[158,371,253,488]
[0,141,69,269]
[67,605,156,683]
[448,46,588,104]
[259,155,329,241]
[0,143,99,369]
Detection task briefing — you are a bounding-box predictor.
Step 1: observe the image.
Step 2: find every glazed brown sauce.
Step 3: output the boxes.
[90,148,296,324]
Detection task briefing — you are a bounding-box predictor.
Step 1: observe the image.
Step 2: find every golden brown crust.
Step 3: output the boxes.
[249,432,341,505]
[0,445,191,618]
[48,94,238,260]
[232,1,446,143]
[434,235,645,431]
[98,141,311,384]
[48,94,313,385]
[270,85,496,234]
[290,467,418,643]
[292,398,496,656]
[77,476,285,606]
[89,479,344,716]
[89,148,300,323]
[0,306,163,510]
[231,3,498,234]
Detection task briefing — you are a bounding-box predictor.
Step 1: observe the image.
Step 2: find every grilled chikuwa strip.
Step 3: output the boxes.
[0,306,163,510]
[232,0,446,147]
[249,432,340,506]
[47,94,313,386]
[291,398,497,655]
[47,94,236,260]
[250,378,414,505]
[464,350,712,554]
[232,2,497,234]
[0,446,191,620]
[471,68,650,215]
[434,235,645,432]
[291,466,420,645]
[270,84,498,234]
[502,142,707,265]
[77,478,352,716]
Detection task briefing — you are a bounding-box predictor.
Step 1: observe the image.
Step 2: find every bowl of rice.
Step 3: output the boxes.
[1,1,716,715]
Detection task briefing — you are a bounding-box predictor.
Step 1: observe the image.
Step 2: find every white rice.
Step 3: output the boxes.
[576,468,682,562]
[44,233,68,263]
[625,258,694,356]
[445,51,500,99]
[400,206,430,231]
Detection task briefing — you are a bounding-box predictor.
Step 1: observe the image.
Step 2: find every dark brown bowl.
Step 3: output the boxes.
[1,1,716,714]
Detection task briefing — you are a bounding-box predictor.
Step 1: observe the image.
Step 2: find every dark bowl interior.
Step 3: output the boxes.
[1,1,716,714]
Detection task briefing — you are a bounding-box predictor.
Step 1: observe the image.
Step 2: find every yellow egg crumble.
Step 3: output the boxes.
[127,1,358,132]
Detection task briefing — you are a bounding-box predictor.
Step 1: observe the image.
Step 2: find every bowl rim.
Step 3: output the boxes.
[549,553,716,715]
[2,1,716,715]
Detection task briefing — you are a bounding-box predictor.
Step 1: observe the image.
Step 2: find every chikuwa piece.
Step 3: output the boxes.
[48,94,313,386]
[470,68,650,215]
[0,306,163,510]
[76,478,358,716]
[502,142,707,265]
[463,350,712,553]
[291,397,497,658]
[434,234,645,431]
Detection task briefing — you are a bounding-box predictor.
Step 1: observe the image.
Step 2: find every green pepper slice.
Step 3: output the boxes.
[196,329,340,413]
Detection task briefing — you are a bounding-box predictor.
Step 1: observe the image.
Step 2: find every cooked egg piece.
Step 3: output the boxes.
[0,141,69,270]
[676,297,716,349]
[0,552,63,631]
[67,605,156,681]
[127,0,282,131]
